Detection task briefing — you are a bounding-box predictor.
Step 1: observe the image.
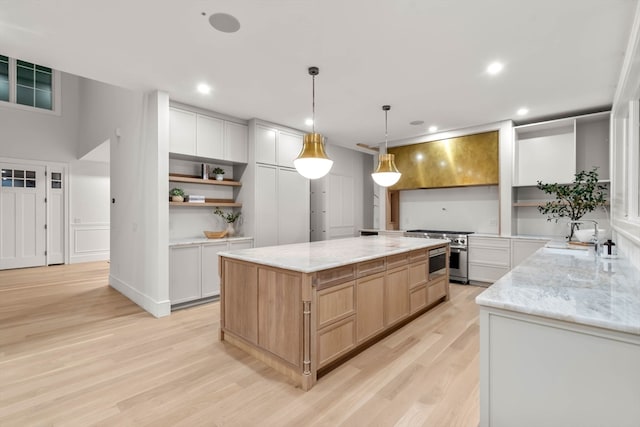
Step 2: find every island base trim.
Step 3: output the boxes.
[221,329,316,390]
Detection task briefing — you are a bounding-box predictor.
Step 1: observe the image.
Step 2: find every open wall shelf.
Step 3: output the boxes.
[169,173,241,187]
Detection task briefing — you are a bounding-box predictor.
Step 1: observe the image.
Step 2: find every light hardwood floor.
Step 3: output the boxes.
[0,262,484,426]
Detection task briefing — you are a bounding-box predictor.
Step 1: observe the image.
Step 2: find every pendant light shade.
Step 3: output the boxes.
[294,66,333,179]
[372,105,401,187]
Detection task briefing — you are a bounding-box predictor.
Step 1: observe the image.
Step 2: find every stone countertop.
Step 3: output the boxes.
[470,233,554,241]
[218,236,449,274]
[476,247,640,335]
[169,236,253,246]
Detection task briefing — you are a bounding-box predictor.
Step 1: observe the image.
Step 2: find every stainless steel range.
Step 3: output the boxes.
[404,229,473,284]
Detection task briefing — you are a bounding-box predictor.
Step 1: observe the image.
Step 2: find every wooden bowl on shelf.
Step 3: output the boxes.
[203,230,228,239]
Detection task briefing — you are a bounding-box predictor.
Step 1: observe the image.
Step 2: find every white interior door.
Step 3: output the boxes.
[48,170,64,264]
[1,163,46,269]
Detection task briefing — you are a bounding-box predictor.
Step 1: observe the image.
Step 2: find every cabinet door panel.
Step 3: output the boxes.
[169,245,201,304]
[255,165,278,248]
[278,131,303,168]
[385,266,410,326]
[255,125,277,164]
[356,273,385,343]
[196,114,224,160]
[224,121,248,163]
[169,108,197,155]
[277,168,310,245]
[201,241,227,297]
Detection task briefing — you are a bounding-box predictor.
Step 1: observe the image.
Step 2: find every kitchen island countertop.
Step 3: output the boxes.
[218,235,449,273]
[476,247,640,335]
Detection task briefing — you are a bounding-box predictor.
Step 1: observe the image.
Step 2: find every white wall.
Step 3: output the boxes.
[399,185,499,233]
[69,160,110,263]
[0,72,111,265]
[77,77,170,317]
[0,72,80,162]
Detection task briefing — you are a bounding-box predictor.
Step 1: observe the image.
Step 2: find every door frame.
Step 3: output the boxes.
[0,157,70,266]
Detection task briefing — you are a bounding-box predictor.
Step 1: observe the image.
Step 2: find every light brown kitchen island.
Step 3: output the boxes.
[218,236,450,390]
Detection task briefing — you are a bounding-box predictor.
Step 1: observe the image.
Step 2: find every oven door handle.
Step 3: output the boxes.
[450,246,467,252]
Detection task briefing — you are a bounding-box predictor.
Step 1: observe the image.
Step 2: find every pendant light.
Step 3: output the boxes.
[294,66,333,179]
[371,105,401,187]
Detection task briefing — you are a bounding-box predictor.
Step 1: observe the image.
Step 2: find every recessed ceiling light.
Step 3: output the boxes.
[209,13,241,33]
[197,83,211,95]
[428,125,438,133]
[305,118,314,126]
[409,120,424,126]
[517,107,529,116]
[487,61,504,75]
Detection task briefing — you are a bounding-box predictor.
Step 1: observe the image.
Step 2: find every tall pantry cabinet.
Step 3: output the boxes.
[239,120,310,247]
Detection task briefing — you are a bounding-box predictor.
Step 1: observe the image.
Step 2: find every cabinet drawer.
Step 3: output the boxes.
[386,253,409,269]
[317,316,356,368]
[315,265,355,290]
[410,285,427,314]
[357,258,386,278]
[408,261,427,289]
[428,278,447,303]
[317,281,356,329]
[469,236,510,249]
[469,264,509,283]
[409,249,428,262]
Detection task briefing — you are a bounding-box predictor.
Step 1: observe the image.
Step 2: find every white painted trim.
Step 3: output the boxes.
[109,274,171,318]
[70,252,109,264]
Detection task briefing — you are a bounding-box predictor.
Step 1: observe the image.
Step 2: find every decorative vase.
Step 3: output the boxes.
[226,222,236,237]
[171,195,184,202]
[216,174,224,181]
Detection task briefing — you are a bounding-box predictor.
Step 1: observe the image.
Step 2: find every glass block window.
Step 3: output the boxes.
[16,60,52,110]
[51,172,62,189]
[0,55,8,102]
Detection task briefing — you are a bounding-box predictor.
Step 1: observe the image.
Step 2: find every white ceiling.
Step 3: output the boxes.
[0,1,637,150]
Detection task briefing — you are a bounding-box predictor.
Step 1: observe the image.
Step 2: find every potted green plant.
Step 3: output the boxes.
[537,167,607,241]
[169,187,185,202]
[212,167,225,181]
[214,207,241,236]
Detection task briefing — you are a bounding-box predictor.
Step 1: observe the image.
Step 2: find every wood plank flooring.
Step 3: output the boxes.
[0,262,484,426]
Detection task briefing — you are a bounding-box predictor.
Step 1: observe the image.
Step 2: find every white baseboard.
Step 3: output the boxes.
[70,251,110,264]
[109,274,171,318]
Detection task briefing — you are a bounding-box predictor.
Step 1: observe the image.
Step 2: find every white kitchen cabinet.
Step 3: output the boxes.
[224,121,248,163]
[469,236,511,284]
[169,106,248,163]
[169,238,254,306]
[255,164,279,247]
[254,122,303,167]
[169,244,201,304]
[255,125,277,165]
[196,114,224,160]
[169,108,197,156]
[277,131,303,168]
[277,167,310,245]
[201,241,227,298]
[511,238,548,268]
[254,164,308,247]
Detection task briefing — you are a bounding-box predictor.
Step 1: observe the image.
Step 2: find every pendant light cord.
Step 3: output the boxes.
[312,74,316,134]
[385,108,388,151]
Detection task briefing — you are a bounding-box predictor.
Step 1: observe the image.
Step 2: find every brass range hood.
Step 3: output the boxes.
[387,130,499,190]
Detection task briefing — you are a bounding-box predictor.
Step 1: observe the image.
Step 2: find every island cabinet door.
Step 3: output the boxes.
[356,272,385,343]
[384,265,410,326]
[257,268,302,367]
[222,260,259,344]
